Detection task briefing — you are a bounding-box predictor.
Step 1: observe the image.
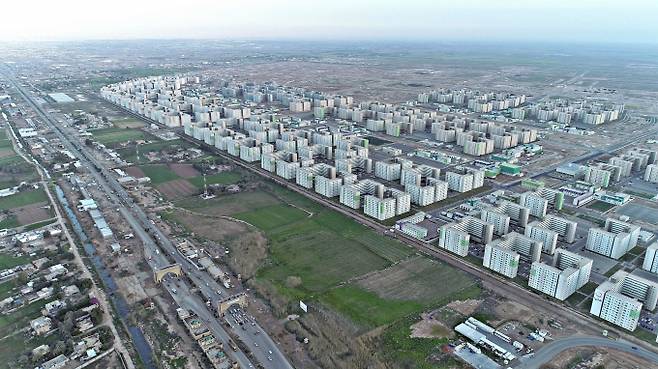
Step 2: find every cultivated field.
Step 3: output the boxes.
[156,179,198,199]
[0,189,48,211]
[90,127,147,145]
[168,163,199,178]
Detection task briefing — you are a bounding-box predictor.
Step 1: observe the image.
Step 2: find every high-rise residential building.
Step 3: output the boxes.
[586,218,641,259]
[645,164,658,183]
[480,208,510,236]
[445,168,485,193]
[584,165,613,187]
[518,192,548,218]
[528,249,592,301]
[590,270,658,331]
[643,242,658,274]
[524,215,576,254]
[483,232,542,278]
[339,179,410,220]
[439,216,494,257]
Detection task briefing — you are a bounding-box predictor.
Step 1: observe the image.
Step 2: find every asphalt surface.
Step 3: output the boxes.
[1,68,292,369]
[516,336,658,368]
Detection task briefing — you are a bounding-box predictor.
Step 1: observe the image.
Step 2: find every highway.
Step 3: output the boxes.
[0,67,291,369]
[102,98,658,363]
[516,336,658,369]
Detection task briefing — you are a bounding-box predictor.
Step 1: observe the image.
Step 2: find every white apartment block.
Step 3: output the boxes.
[528,249,592,301]
[339,179,410,220]
[586,217,641,259]
[439,216,494,257]
[645,164,658,183]
[643,242,658,274]
[525,215,577,254]
[584,165,612,188]
[445,169,484,193]
[518,192,548,218]
[591,270,658,331]
[498,200,531,227]
[480,208,510,236]
[483,232,542,278]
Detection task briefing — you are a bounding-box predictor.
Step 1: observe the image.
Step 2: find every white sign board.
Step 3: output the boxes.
[299,300,308,313]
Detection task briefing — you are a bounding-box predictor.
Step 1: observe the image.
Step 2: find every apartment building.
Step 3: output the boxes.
[483,232,542,278]
[645,164,658,183]
[445,168,485,193]
[528,249,592,301]
[439,216,494,257]
[590,270,658,331]
[525,215,577,254]
[642,242,658,274]
[586,217,641,259]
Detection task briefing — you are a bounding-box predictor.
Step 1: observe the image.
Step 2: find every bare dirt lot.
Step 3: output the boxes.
[115,274,150,305]
[157,179,198,199]
[169,163,200,178]
[410,313,455,339]
[13,202,51,225]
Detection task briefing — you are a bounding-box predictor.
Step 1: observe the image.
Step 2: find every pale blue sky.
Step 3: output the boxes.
[2,0,657,43]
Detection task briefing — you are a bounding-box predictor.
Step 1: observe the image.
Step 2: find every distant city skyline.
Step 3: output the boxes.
[2,0,657,44]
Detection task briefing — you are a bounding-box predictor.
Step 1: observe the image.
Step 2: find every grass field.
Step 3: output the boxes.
[235,204,308,231]
[187,171,241,188]
[321,286,424,328]
[0,279,18,300]
[117,139,191,164]
[90,127,146,145]
[0,253,32,270]
[176,191,281,215]
[586,200,615,212]
[138,164,181,185]
[243,187,416,298]
[321,257,478,329]
[0,215,19,229]
[0,298,53,341]
[112,118,146,129]
[0,189,48,211]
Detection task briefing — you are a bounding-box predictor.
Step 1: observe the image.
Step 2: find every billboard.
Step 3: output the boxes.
[299,300,308,313]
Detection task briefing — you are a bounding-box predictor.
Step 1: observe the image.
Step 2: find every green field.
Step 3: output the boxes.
[112,118,146,129]
[0,131,37,185]
[321,286,424,327]
[0,298,54,345]
[0,279,18,300]
[0,189,48,211]
[90,127,146,145]
[586,200,615,212]
[322,257,478,329]
[235,204,308,231]
[117,139,191,164]
[187,171,241,188]
[138,164,181,185]
[0,253,31,270]
[176,191,281,215]
[0,215,19,229]
[238,187,416,297]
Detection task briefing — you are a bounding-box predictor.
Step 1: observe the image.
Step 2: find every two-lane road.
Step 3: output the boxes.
[516,336,658,368]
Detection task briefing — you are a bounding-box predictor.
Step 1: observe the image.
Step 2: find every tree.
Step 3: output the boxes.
[53,340,67,356]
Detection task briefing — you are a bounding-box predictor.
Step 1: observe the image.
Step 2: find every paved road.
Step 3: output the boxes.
[0,67,294,369]
[516,336,658,368]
